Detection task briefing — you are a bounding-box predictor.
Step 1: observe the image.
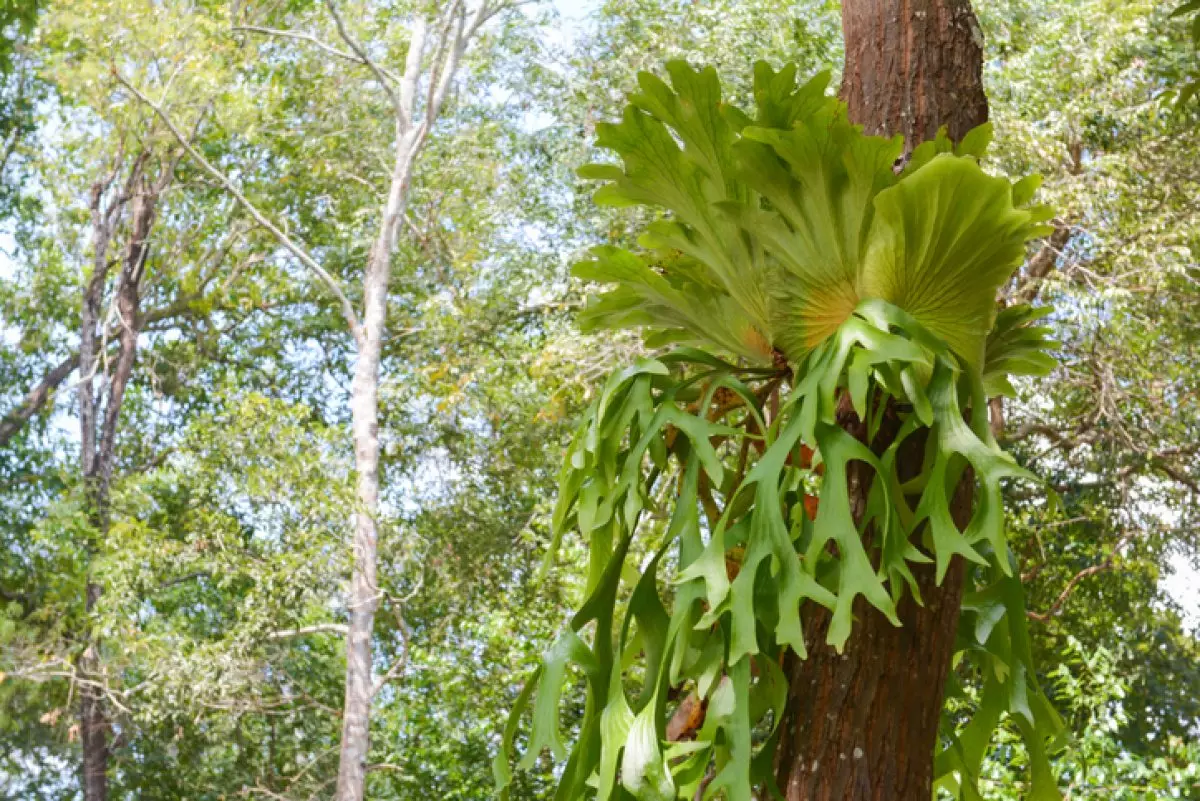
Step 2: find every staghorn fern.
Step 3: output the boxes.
[497,62,1064,801]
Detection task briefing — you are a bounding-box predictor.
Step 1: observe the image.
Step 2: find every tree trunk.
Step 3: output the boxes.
[77,153,162,801]
[76,164,124,801]
[772,3,989,799]
[839,0,988,146]
[335,131,419,801]
[78,578,108,801]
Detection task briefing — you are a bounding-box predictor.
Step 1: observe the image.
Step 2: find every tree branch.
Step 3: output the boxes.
[157,571,210,590]
[0,251,268,449]
[268,624,351,640]
[113,71,364,346]
[1120,445,1200,495]
[233,25,399,83]
[398,16,427,131]
[1027,529,1136,622]
[322,0,402,119]
[1012,220,1074,305]
[371,604,410,698]
[426,2,472,128]
[0,354,80,447]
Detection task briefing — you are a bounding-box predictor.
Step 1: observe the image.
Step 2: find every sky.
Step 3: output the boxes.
[1162,552,1200,631]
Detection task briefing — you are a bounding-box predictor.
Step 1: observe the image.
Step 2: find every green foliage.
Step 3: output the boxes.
[1,0,1197,798]
[576,63,1053,372]
[980,0,1200,762]
[1167,0,1200,106]
[0,0,39,71]
[982,305,1057,398]
[974,638,1200,799]
[500,62,1065,800]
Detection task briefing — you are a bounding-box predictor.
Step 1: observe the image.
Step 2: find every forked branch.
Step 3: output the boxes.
[232,25,399,80]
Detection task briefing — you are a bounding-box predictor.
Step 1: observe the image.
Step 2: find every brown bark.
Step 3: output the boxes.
[774,559,969,800]
[79,580,108,801]
[773,406,974,799]
[1012,221,1073,305]
[840,0,987,149]
[771,2,990,799]
[76,151,171,801]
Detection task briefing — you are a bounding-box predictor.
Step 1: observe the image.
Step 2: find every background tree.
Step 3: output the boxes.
[119,3,539,797]
[0,3,281,797]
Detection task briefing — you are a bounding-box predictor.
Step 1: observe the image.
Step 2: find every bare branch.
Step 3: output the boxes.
[371,604,410,698]
[0,355,80,447]
[422,1,462,126]
[426,3,471,128]
[468,0,509,38]
[267,624,351,640]
[152,571,209,591]
[424,0,505,130]
[1012,220,1074,305]
[322,0,402,119]
[1027,528,1136,622]
[278,744,341,795]
[242,783,293,801]
[1119,445,1200,495]
[113,71,364,346]
[233,25,397,81]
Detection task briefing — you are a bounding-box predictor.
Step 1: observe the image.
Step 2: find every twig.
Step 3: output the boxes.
[241,783,292,801]
[371,603,410,697]
[233,25,399,83]
[279,744,340,794]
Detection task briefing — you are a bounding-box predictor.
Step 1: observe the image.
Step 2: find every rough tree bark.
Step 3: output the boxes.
[839,0,987,145]
[772,2,990,799]
[77,151,173,801]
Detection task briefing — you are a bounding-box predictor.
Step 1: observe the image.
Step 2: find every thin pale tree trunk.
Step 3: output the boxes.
[335,130,420,801]
[332,5,491,796]
[772,2,990,798]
